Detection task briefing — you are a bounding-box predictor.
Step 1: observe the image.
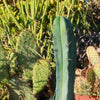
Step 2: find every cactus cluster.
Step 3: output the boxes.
[74,46,100,97]
[53,16,76,100]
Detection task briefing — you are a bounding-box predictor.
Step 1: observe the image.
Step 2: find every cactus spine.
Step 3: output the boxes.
[53,16,76,100]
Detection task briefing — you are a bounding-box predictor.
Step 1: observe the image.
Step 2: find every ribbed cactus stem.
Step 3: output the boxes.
[53,16,76,100]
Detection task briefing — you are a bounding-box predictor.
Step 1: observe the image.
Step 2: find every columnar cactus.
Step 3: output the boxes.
[86,46,100,66]
[53,16,76,100]
[16,29,38,81]
[32,60,50,95]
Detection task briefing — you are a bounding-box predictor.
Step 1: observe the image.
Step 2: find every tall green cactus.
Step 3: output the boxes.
[53,16,76,100]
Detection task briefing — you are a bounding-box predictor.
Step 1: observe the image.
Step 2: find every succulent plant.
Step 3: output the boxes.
[93,63,100,79]
[75,29,100,69]
[7,77,35,100]
[16,29,38,81]
[53,16,76,100]
[32,59,50,95]
[0,43,9,85]
[74,76,92,96]
[86,46,100,66]
[86,68,95,85]
[7,52,17,77]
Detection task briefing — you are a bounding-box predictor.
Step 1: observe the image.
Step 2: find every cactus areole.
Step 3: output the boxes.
[53,16,76,100]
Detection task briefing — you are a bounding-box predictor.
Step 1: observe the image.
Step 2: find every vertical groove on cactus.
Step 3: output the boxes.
[53,16,76,100]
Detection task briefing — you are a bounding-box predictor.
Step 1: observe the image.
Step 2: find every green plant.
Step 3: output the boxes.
[74,46,100,98]
[53,16,76,100]
[16,29,39,81]
[74,76,92,95]
[86,46,100,66]
[0,43,9,85]
[32,59,50,95]
[7,77,35,100]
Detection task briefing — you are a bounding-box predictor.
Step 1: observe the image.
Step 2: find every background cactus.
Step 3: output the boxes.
[93,63,100,79]
[53,16,76,100]
[0,43,9,85]
[7,77,34,100]
[7,52,17,77]
[32,59,50,95]
[16,29,38,81]
[74,76,92,95]
[86,68,95,85]
[86,68,96,86]
[86,46,100,66]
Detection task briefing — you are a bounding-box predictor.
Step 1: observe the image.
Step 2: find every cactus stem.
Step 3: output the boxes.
[66,41,72,47]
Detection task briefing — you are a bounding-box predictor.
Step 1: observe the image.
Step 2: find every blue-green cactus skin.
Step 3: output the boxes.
[53,16,76,100]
